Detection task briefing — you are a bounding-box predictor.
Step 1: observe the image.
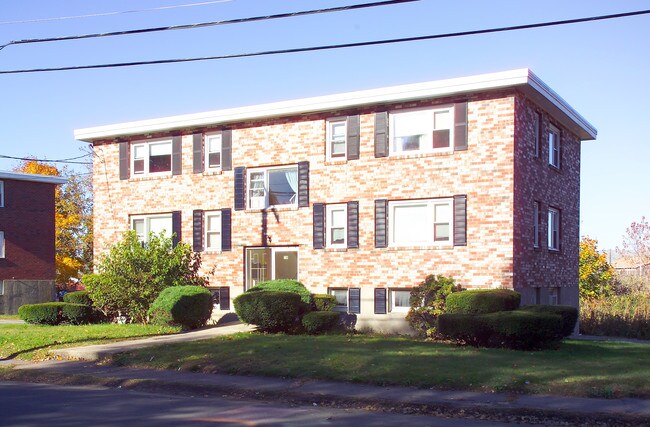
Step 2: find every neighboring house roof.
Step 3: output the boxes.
[0,170,67,185]
[74,68,597,142]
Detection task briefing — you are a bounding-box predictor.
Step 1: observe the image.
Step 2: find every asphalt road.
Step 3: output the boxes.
[0,381,511,427]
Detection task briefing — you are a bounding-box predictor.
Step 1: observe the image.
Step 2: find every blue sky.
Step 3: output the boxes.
[1,0,648,251]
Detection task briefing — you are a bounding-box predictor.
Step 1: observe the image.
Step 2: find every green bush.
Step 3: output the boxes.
[445,289,521,315]
[63,291,93,306]
[580,293,650,340]
[312,294,336,311]
[520,305,578,338]
[234,291,302,333]
[148,286,213,330]
[62,303,94,325]
[18,303,64,325]
[437,313,490,346]
[406,274,462,337]
[302,311,340,334]
[250,279,311,304]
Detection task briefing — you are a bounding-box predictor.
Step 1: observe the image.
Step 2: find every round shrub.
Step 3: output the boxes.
[483,310,563,350]
[63,291,93,306]
[302,311,340,334]
[148,286,213,330]
[62,303,94,325]
[234,291,302,333]
[250,279,311,304]
[406,274,462,337]
[18,302,64,325]
[519,305,578,338]
[437,313,491,346]
[445,289,521,315]
[312,294,336,311]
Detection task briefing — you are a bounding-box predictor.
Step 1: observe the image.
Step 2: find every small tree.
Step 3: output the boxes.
[579,236,615,299]
[406,274,462,337]
[618,216,650,266]
[85,231,206,323]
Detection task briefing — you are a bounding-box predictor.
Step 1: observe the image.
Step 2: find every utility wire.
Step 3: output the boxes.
[0,154,93,164]
[1,8,649,74]
[0,0,234,25]
[0,0,417,50]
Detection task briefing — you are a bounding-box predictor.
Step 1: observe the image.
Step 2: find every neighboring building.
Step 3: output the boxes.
[75,69,596,332]
[0,171,66,314]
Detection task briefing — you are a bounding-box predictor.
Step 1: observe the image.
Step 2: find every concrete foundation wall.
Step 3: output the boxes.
[0,280,56,314]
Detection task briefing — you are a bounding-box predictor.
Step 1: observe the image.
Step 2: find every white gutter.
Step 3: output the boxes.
[0,170,67,185]
[74,69,596,141]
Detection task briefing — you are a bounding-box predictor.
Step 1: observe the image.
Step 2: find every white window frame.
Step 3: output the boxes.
[389,107,454,156]
[533,201,541,248]
[131,139,173,177]
[389,289,411,313]
[0,231,5,258]
[548,287,559,305]
[247,165,299,210]
[326,204,347,248]
[389,198,453,247]
[245,247,299,290]
[0,180,4,207]
[131,213,173,245]
[548,124,560,168]
[329,288,349,312]
[326,118,347,161]
[204,133,222,172]
[204,211,222,251]
[548,207,560,251]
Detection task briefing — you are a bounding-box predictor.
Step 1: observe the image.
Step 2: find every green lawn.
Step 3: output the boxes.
[0,323,181,361]
[111,333,650,399]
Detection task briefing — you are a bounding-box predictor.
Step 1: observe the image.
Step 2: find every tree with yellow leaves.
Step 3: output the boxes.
[14,159,93,286]
[579,236,615,299]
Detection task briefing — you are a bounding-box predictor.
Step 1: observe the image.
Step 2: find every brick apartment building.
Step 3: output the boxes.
[0,171,66,314]
[75,69,596,332]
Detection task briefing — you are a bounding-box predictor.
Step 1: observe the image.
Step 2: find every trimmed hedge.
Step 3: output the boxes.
[62,303,95,325]
[18,302,64,325]
[520,305,578,338]
[249,279,311,304]
[312,294,336,312]
[445,289,521,315]
[148,286,213,330]
[63,291,93,306]
[302,311,340,334]
[234,291,302,333]
[437,313,490,346]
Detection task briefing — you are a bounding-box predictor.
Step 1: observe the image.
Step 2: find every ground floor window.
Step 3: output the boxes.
[245,247,298,289]
[330,288,349,312]
[389,289,411,312]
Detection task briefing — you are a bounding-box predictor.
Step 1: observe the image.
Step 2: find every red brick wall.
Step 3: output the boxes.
[0,179,57,280]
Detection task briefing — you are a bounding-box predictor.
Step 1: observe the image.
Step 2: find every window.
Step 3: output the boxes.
[131,140,172,176]
[0,231,4,258]
[534,112,541,158]
[548,207,560,251]
[247,166,298,209]
[326,204,347,248]
[0,180,4,207]
[548,287,559,305]
[330,288,349,312]
[245,247,298,289]
[390,107,453,155]
[548,125,560,168]
[390,199,452,246]
[204,133,222,171]
[204,211,222,251]
[326,119,347,160]
[533,201,541,248]
[389,289,411,312]
[131,214,172,244]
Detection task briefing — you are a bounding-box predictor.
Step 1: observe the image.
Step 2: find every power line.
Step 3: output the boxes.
[0,1,234,26]
[0,154,93,164]
[0,0,417,50]
[1,8,649,74]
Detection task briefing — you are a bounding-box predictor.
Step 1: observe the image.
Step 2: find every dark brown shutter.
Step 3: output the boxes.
[297,161,309,208]
[221,208,232,251]
[234,166,246,211]
[219,286,230,311]
[192,209,203,252]
[347,201,359,249]
[374,199,388,248]
[374,288,387,314]
[172,136,182,175]
[119,142,129,180]
[172,210,182,247]
[453,195,467,246]
[349,288,361,314]
[454,102,468,151]
[374,112,388,158]
[347,115,360,160]
[313,203,325,249]
[222,130,232,171]
[192,133,203,174]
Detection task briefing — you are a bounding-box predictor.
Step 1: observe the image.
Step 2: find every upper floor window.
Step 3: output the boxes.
[132,140,172,176]
[390,107,453,155]
[326,118,347,160]
[548,207,560,251]
[131,214,172,245]
[248,166,298,209]
[326,204,347,248]
[0,180,4,207]
[205,211,222,251]
[204,133,222,171]
[548,125,560,168]
[389,198,452,247]
[0,231,5,258]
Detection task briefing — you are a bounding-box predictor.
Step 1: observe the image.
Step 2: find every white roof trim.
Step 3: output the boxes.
[0,170,67,185]
[74,69,596,141]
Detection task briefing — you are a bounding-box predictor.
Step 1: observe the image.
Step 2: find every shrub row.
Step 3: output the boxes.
[580,293,650,340]
[18,302,94,325]
[445,289,521,315]
[148,285,213,330]
[63,291,93,306]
